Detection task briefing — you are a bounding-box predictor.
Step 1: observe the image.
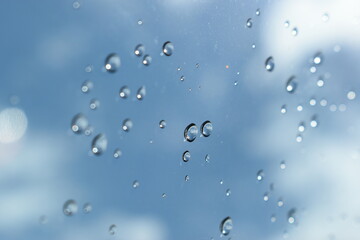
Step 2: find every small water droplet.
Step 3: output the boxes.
[113,148,122,158]
[278,198,284,207]
[85,64,93,73]
[280,161,286,169]
[83,203,92,214]
[162,41,174,56]
[136,86,146,100]
[72,1,80,9]
[234,81,238,86]
[296,134,303,143]
[339,104,347,112]
[159,120,166,129]
[310,115,318,128]
[132,180,140,188]
[317,76,325,87]
[347,91,356,100]
[39,215,48,224]
[284,20,290,28]
[109,224,117,235]
[142,55,152,66]
[298,122,306,132]
[287,208,297,224]
[91,134,107,155]
[296,105,303,112]
[81,80,93,93]
[200,121,213,137]
[134,44,145,57]
[122,119,133,132]
[226,189,231,197]
[257,170,264,181]
[182,151,191,162]
[281,105,287,114]
[220,180,224,185]
[285,76,297,93]
[251,44,256,49]
[313,52,323,65]
[255,8,260,16]
[291,27,298,36]
[330,104,337,112]
[270,214,277,223]
[89,99,99,110]
[177,67,181,71]
[71,114,88,134]
[180,75,185,81]
[320,99,328,107]
[185,175,190,181]
[119,86,130,99]
[195,63,200,68]
[220,217,233,236]
[84,126,93,136]
[310,66,317,73]
[105,53,121,73]
[322,13,329,22]
[63,199,78,216]
[162,193,167,198]
[265,56,275,72]
[246,18,253,28]
[184,123,198,142]
[263,192,269,201]
[205,154,210,163]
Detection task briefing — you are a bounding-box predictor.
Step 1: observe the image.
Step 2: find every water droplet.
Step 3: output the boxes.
[185,175,190,181]
[220,180,224,185]
[257,170,264,181]
[322,13,329,22]
[184,123,198,142]
[109,224,117,235]
[320,99,327,107]
[220,217,233,236]
[162,41,174,56]
[284,20,290,28]
[298,122,305,132]
[195,63,200,68]
[309,98,316,106]
[347,91,356,100]
[113,148,122,158]
[180,75,185,81]
[270,214,277,223]
[83,203,92,214]
[339,104,347,112]
[226,189,231,197]
[119,86,130,99]
[85,64,93,73]
[177,67,181,71]
[310,115,318,128]
[255,8,260,16]
[234,81,238,86]
[280,161,286,169]
[137,19,143,25]
[122,119,133,132]
[89,99,99,110]
[132,180,140,188]
[134,44,145,57]
[281,105,287,114]
[84,126,93,136]
[136,86,146,100]
[142,55,152,66]
[265,56,275,72]
[310,66,317,73]
[91,134,107,155]
[278,198,284,207]
[317,76,325,87]
[285,76,297,93]
[251,44,256,49]
[81,80,93,93]
[159,120,166,129]
[72,1,80,9]
[291,27,298,36]
[296,105,303,112]
[200,121,213,137]
[182,151,191,162]
[63,199,78,216]
[104,53,121,73]
[287,208,297,224]
[330,104,337,112]
[313,52,323,65]
[263,192,270,201]
[205,154,210,163]
[39,215,48,224]
[246,18,253,28]
[71,114,88,134]
[296,134,303,143]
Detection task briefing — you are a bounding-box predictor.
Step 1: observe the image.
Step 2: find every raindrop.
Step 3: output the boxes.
[278,198,284,207]
[298,122,305,132]
[81,80,93,93]
[220,217,233,236]
[84,64,93,73]
[83,203,92,214]
[280,161,286,169]
[89,99,99,110]
[63,199,78,216]
[119,86,130,99]
[162,41,174,56]
[180,76,185,81]
[317,76,325,87]
[177,67,181,71]
[205,154,210,163]
[159,120,166,129]
[281,105,287,114]
[287,208,297,224]
[182,151,191,162]
[109,224,117,235]
[291,27,298,36]
[137,19,143,25]
[296,134,303,143]
[296,105,303,112]
[72,1,80,9]
[284,20,290,28]
[255,8,260,16]
[270,214,277,223]
[134,44,145,57]
[234,81,238,86]
[257,170,264,181]
[142,55,152,66]
[322,13,329,22]
[136,86,146,100]
[330,104,337,112]
[226,189,231,197]
[162,193,167,198]
[122,119,133,132]
[265,56,275,72]
[320,99,327,107]
[339,104,347,112]
[184,123,198,142]
[310,66,317,73]
[71,114,88,134]
[347,91,356,100]
[251,44,256,49]
[220,180,224,185]
[246,18,253,28]
[84,126,93,136]
[113,148,122,158]
[91,134,107,155]
[263,192,270,201]
[132,180,140,188]
[104,53,121,73]
[313,52,323,65]
[309,98,316,106]
[185,175,190,181]
[195,63,200,68]
[200,121,213,137]
[310,115,318,128]
[285,76,297,93]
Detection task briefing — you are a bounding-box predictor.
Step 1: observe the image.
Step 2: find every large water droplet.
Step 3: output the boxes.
[286,76,297,93]
[246,18,253,28]
[134,44,145,57]
[159,120,166,129]
[162,41,174,56]
[136,86,146,100]
[122,119,133,132]
[220,217,233,236]
[109,224,117,235]
[142,55,152,66]
[119,86,130,99]
[83,203,92,214]
[105,53,121,73]
[71,114,88,134]
[201,121,213,137]
[81,80,93,93]
[63,199,78,216]
[313,52,323,65]
[184,123,198,142]
[257,170,265,181]
[91,134,107,155]
[287,208,297,224]
[182,151,191,162]
[265,56,275,72]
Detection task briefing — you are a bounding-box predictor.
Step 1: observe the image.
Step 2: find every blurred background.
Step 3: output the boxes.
[1,0,360,239]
